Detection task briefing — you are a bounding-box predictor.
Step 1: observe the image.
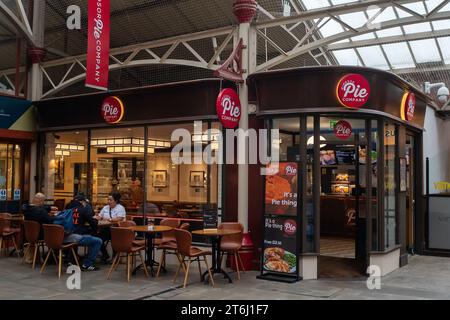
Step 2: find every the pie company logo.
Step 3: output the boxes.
[284,165,297,176]
[337,74,370,109]
[401,92,416,122]
[284,220,297,236]
[334,120,352,140]
[101,96,124,124]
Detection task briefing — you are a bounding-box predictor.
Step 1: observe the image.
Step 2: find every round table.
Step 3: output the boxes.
[130,225,173,276]
[192,229,241,284]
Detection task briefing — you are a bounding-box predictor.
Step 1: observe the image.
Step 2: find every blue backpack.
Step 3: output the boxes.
[53,208,75,233]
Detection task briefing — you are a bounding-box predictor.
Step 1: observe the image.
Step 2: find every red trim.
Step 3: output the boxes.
[0,129,35,141]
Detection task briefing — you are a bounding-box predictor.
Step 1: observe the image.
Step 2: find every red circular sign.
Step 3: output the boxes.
[284,219,297,236]
[403,92,416,121]
[216,89,242,129]
[334,120,353,140]
[337,74,371,109]
[101,96,124,124]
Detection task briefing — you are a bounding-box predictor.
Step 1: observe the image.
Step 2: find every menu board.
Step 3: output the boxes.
[336,150,355,165]
[265,162,298,216]
[203,209,218,230]
[263,217,297,275]
[320,150,337,165]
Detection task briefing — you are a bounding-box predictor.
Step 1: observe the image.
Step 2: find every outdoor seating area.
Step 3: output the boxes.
[0,212,246,288]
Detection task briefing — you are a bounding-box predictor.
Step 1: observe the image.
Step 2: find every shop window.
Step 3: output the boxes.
[0,144,23,213]
[371,120,379,251]
[90,127,145,213]
[306,117,315,252]
[43,131,89,207]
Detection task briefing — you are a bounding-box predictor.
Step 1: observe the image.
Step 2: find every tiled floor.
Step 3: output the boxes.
[1,253,450,300]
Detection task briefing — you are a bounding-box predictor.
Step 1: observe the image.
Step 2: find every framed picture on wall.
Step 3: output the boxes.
[54,158,65,190]
[152,170,168,188]
[190,171,205,188]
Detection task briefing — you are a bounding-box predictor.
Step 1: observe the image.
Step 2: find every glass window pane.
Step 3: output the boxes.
[382,42,415,69]
[409,39,441,63]
[437,37,450,64]
[357,46,390,70]
[402,1,427,15]
[333,49,362,66]
[403,22,432,34]
[90,127,144,213]
[319,19,344,37]
[302,0,330,10]
[376,27,403,38]
[43,131,89,207]
[432,19,450,30]
[425,0,446,12]
[339,11,368,29]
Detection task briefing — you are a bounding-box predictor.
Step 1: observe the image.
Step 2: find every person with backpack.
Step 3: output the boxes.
[61,194,102,271]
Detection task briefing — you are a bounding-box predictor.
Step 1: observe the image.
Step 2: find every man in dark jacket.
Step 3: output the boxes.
[23,193,56,240]
[64,195,102,271]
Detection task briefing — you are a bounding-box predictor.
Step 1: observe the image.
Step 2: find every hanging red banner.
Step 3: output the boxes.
[85,0,110,91]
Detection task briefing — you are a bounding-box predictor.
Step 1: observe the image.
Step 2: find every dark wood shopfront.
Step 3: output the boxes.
[247,66,429,277]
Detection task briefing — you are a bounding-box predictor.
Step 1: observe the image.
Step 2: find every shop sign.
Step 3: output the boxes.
[263,217,297,275]
[13,189,21,201]
[337,74,370,109]
[101,96,124,124]
[265,162,298,216]
[216,89,241,129]
[0,189,6,201]
[334,120,352,140]
[401,92,416,122]
[203,209,218,231]
[85,0,111,91]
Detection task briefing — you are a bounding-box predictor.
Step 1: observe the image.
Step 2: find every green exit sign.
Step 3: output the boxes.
[330,120,338,129]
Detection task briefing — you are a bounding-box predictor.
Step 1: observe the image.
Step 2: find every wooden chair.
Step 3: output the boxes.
[118,220,146,247]
[40,224,79,278]
[23,220,46,269]
[173,228,214,288]
[0,218,20,260]
[219,222,245,280]
[155,219,182,277]
[107,227,148,282]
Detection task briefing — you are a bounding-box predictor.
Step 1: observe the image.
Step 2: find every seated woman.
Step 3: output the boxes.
[95,192,126,263]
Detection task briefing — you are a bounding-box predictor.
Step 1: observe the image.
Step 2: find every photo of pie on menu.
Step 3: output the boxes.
[265,163,298,216]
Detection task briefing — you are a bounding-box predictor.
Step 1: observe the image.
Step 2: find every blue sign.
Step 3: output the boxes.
[14,189,21,201]
[0,189,7,201]
[0,96,32,129]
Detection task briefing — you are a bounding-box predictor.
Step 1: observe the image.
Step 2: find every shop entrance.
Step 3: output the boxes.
[317,119,369,278]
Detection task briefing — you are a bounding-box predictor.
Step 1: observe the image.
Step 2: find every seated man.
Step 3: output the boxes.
[95,192,126,262]
[64,195,102,271]
[23,193,58,240]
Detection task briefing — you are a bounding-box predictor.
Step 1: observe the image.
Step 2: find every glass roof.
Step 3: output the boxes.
[299,0,450,74]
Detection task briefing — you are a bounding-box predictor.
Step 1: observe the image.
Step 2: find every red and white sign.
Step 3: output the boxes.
[101,96,124,124]
[337,74,370,109]
[216,89,242,129]
[284,220,297,236]
[86,0,111,91]
[402,92,416,122]
[334,120,353,140]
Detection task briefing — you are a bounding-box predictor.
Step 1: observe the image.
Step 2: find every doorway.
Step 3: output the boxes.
[406,134,416,254]
[317,118,369,278]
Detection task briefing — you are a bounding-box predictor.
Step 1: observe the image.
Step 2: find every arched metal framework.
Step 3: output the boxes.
[0,0,449,98]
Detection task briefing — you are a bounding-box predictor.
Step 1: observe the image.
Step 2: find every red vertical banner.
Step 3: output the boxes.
[85,0,110,91]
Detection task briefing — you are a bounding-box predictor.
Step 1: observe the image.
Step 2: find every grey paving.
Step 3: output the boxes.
[0,255,449,300]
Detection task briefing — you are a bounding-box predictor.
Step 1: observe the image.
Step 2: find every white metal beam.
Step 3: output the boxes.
[0,0,35,46]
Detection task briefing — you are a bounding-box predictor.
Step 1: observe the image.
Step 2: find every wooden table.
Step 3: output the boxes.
[192,229,241,284]
[130,225,173,276]
[97,220,118,228]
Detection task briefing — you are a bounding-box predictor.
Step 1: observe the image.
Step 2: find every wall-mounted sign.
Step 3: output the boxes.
[0,189,6,201]
[336,74,370,109]
[101,96,124,124]
[13,189,21,201]
[216,88,241,129]
[401,92,416,122]
[334,120,352,140]
[85,0,111,91]
[265,162,298,216]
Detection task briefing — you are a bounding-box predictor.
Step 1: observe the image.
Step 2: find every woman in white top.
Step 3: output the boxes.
[97,192,126,222]
[96,192,126,263]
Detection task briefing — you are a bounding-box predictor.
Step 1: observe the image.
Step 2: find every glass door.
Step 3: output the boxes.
[406,134,416,254]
